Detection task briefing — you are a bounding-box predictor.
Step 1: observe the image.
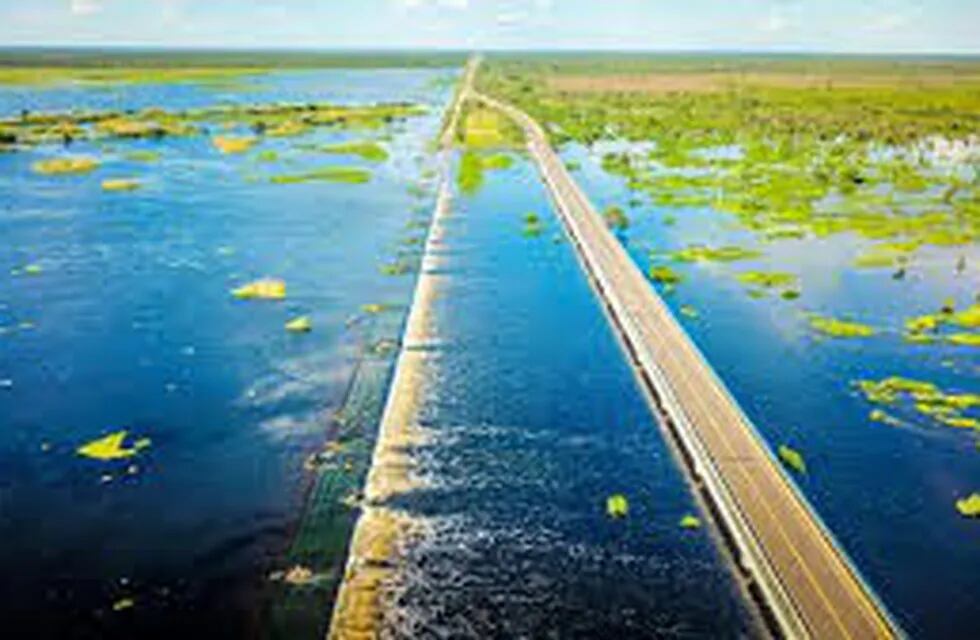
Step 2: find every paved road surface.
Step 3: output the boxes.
[476,91,899,640]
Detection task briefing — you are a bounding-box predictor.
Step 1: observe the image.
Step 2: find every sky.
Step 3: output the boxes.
[0,0,977,54]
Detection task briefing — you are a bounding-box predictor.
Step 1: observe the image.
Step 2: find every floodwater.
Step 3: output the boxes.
[563,142,980,638]
[0,69,452,638]
[373,154,757,638]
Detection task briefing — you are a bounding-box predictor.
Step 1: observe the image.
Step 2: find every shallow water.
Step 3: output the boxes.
[375,154,757,638]
[564,142,980,638]
[0,69,452,638]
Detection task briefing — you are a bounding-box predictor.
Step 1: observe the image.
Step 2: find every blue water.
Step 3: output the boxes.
[0,68,446,118]
[563,143,980,639]
[0,69,453,638]
[378,155,758,638]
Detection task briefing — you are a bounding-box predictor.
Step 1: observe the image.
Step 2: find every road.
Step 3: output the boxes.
[475,91,899,640]
[327,60,475,640]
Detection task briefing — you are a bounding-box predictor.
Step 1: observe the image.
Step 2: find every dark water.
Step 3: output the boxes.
[563,142,980,638]
[378,155,758,638]
[0,69,452,638]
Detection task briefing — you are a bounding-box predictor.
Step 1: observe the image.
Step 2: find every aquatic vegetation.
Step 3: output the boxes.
[2,100,426,149]
[255,150,279,162]
[77,430,151,461]
[361,303,390,315]
[903,303,980,344]
[101,178,141,192]
[679,305,699,319]
[605,493,629,519]
[231,278,286,300]
[379,261,413,276]
[870,409,903,427]
[270,167,371,185]
[125,150,161,163]
[266,120,307,138]
[736,271,797,289]
[856,376,980,435]
[213,135,257,154]
[18,263,43,276]
[648,265,682,285]
[31,155,99,175]
[456,151,515,195]
[311,140,389,162]
[603,205,630,231]
[778,445,807,474]
[807,315,875,338]
[954,493,980,518]
[285,316,312,333]
[947,333,980,347]
[670,245,761,263]
[112,598,135,612]
[679,514,702,529]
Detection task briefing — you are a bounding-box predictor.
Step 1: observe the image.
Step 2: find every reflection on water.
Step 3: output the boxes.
[373,156,757,638]
[0,68,452,638]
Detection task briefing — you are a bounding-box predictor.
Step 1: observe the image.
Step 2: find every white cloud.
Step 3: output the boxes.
[70,0,102,16]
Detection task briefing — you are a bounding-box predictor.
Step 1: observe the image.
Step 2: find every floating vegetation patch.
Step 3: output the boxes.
[670,244,761,263]
[602,205,630,231]
[807,314,875,339]
[270,167,371,185]
[231,278,287,300]
[3,101,426,149]
[213,135,257,154]
[32,155,99,175]
[605,493,629,519]
[735,270,799,298]
[679,305,699,319]
[736,270,797,289]
[77,430,151,461]
[648,264,683,285]
[679,514,702,529]
[308,140,389,162]
[777,444,807,474]
[125,150,161,163]
[456,150,512,195]
[855,376,980,434]
[101,178,141,192]
[947,333,980,347]
[522,212,544,237]
[903,302,980,344]
[955,493,980,517]
[285,316,313,333]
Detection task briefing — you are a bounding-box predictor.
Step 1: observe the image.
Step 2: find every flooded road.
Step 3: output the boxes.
[364,154,757,638]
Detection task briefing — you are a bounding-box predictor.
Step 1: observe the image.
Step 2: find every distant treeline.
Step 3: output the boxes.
[0,47,469,69]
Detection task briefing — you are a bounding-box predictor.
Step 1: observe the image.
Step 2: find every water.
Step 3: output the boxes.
[563,143,980,638]
[0,69,453,638]
[374,155,758,638]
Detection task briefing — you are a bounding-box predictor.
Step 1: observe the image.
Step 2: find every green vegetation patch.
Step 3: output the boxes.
[32,155,99,175]
[270,166,372,185]
[670,244,761,263]
[807,314,875,338]
[648,264,683,285]
[778,444,807,474]
[309,140,389,163]
[856,376,980,435]
[955,493,980,517]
